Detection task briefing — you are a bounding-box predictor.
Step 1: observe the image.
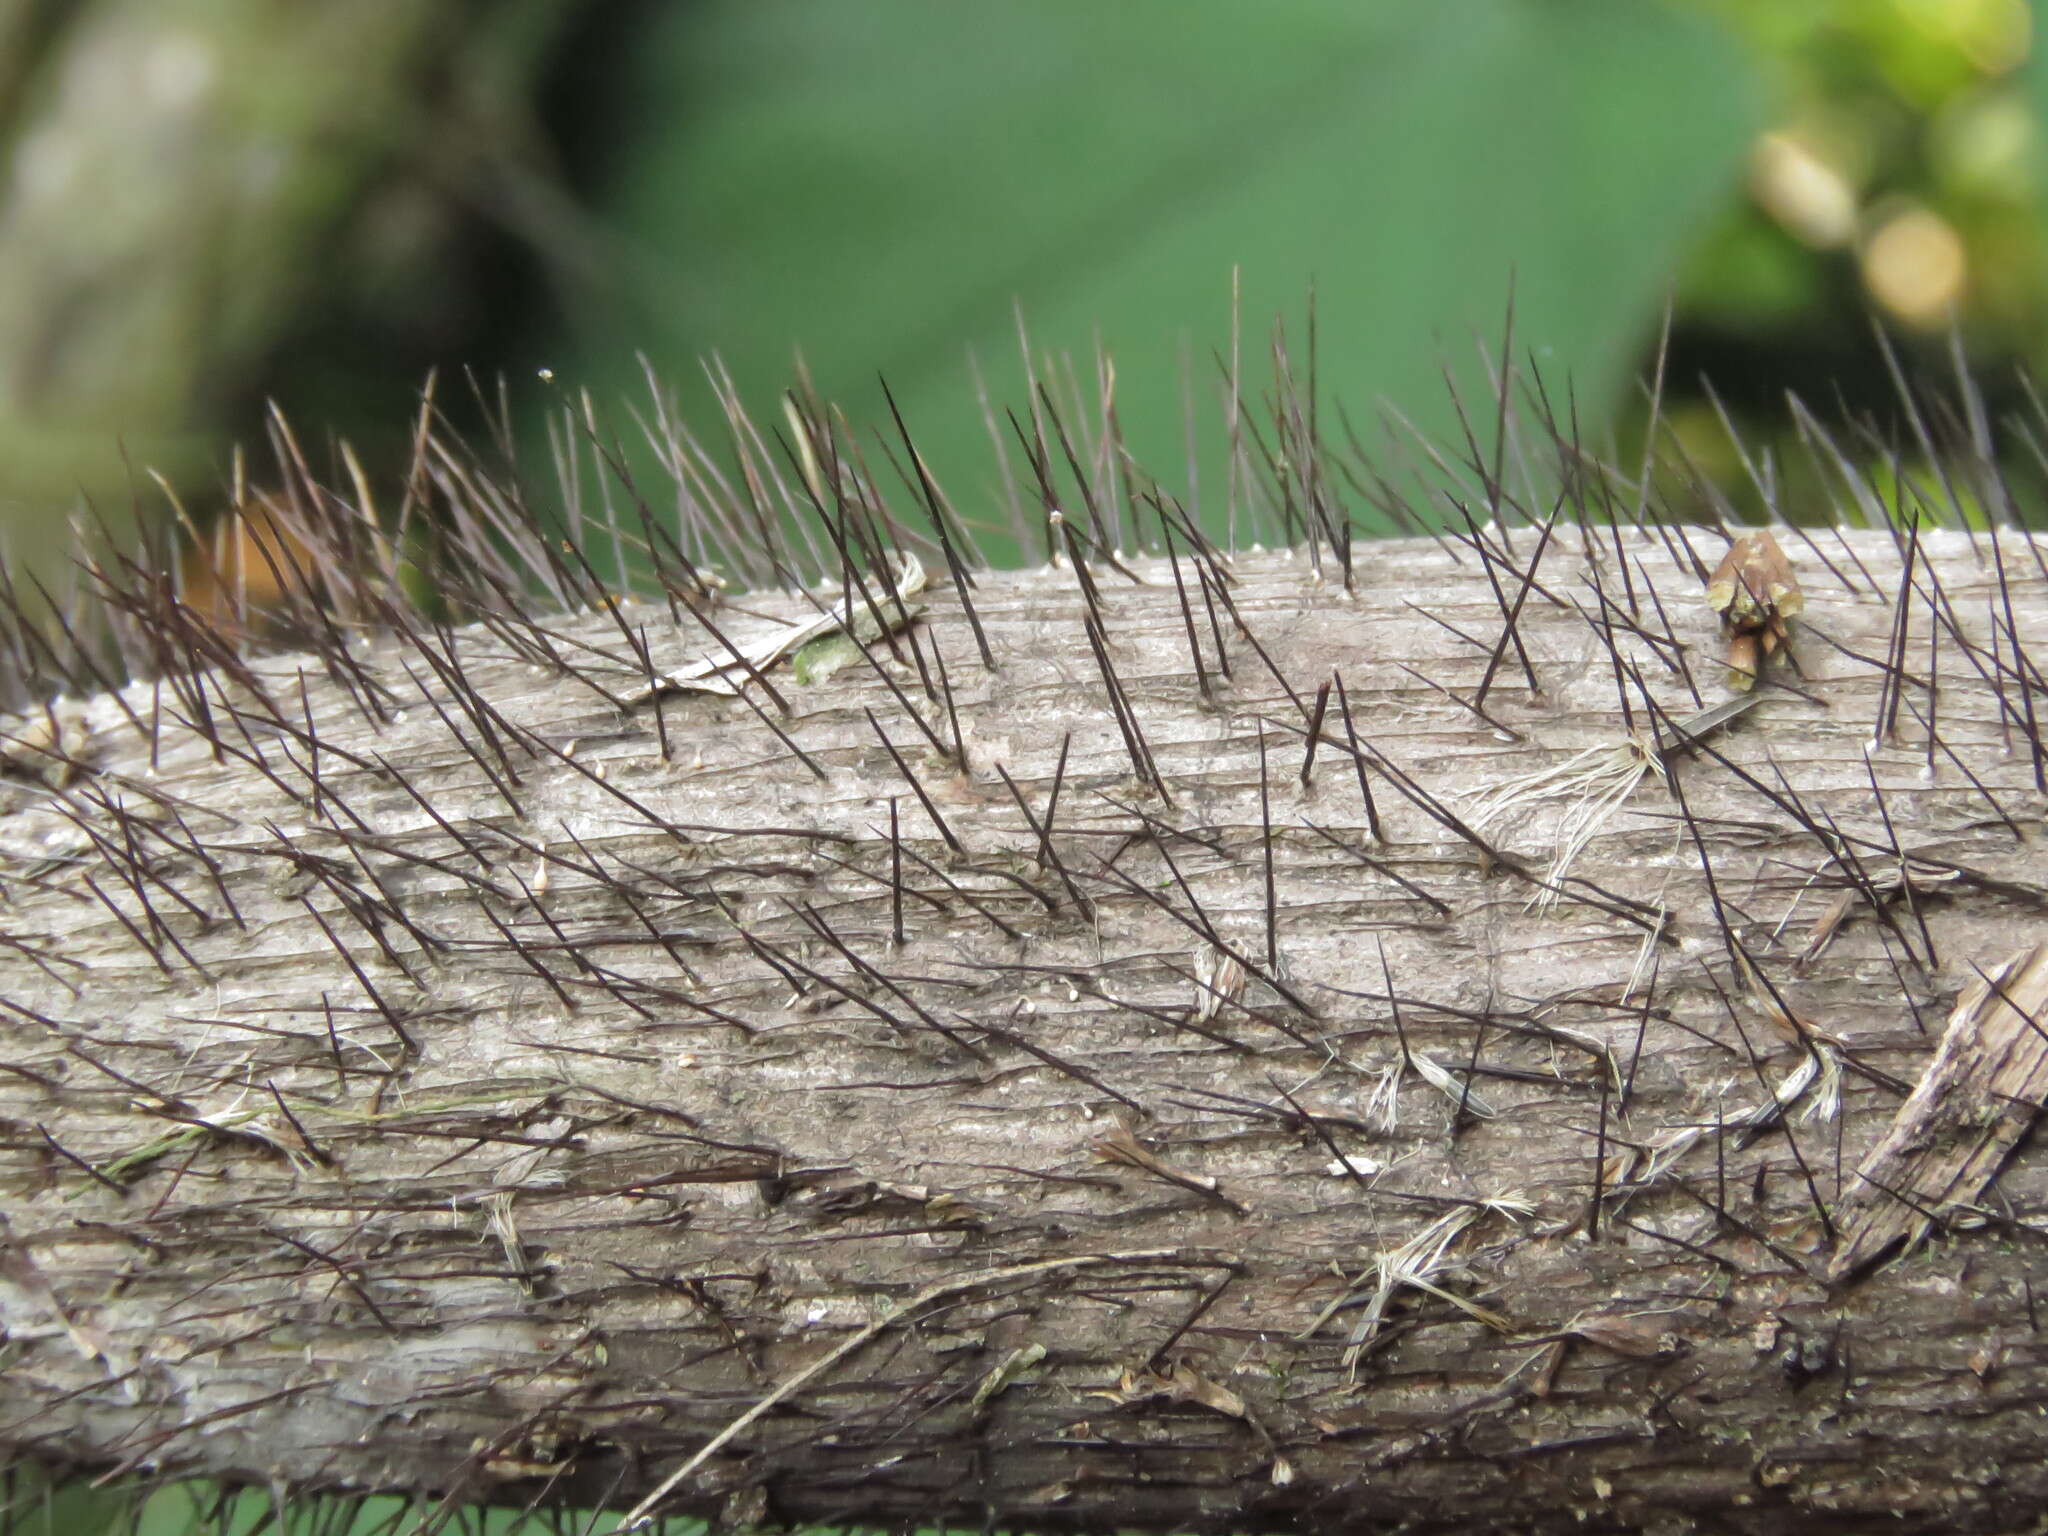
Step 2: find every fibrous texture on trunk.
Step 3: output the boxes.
[2,375,2048,1535]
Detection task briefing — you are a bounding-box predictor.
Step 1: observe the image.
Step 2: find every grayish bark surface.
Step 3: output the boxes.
[2,525,2046,1533]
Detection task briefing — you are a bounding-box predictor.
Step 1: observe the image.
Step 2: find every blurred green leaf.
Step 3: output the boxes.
[1,1458,135,1536]
[1676,212,1826,328]
[543,0,1764,552]
[0,1465,707,1536]
[2026,0,2048,188]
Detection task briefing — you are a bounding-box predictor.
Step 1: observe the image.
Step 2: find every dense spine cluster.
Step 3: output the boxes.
[2,334,2047,1534]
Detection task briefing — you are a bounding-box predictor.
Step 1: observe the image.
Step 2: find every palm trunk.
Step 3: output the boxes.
[2,510,2046,1534]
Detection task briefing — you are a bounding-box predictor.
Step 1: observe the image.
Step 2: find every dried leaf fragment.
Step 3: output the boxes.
[1733,948,1843,1049]
[969,1342,1047,1412]
[0,702,93,787]
[1191,941,1248,1025]
[1099,1361,1248,1422]
[1091,1128,1248,1214]
[1565,1312,1688,1361]
[1706,529,1804,628]
[631,552,927,701]
[1705,530,1802,690]
[1829,944,2048,1281]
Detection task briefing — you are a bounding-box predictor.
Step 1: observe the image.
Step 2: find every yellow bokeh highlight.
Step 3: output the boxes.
[1751,131,1859,248]
[1861,203,1968,324]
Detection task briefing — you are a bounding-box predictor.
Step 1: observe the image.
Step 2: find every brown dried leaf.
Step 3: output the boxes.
[1103,1362,1248,1421]
[1091,1128,1246,1213]
[1706,530,1803,630]
[1567,1313,1685,1360]
[1708,530,1802,691]
[1162,1361,1247,1419]
[1797,890,1857,970]
[1734,948,1842,1048]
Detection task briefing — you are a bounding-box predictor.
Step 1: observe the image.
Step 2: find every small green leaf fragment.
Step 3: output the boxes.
[792,632,861,685]
[791,598,921,685]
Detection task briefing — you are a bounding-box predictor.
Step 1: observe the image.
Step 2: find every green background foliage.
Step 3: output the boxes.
[3,0,2046,577]
[536,0,1758,543]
